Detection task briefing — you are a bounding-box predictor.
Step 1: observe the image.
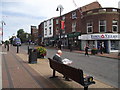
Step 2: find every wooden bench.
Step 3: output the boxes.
[48,58,95,90]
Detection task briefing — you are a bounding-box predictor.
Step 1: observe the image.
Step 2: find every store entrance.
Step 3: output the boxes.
[68,37,79,50]
[97,40,108,53]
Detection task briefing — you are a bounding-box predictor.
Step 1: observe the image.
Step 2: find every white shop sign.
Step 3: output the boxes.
[78,33,120,40]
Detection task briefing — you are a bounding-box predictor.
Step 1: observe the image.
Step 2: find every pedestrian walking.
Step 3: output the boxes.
[84,45,89,56]
[100,42,104,54]
[5,40,9,51]
[57,40,62,50]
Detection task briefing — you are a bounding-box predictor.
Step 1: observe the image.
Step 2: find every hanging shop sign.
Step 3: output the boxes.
[67,32,81,38]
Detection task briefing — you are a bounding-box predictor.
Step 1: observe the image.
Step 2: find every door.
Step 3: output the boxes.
[97,40,108,53]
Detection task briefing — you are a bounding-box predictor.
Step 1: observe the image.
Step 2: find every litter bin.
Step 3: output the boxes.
[28,49,37,64]
[28,48,32,55]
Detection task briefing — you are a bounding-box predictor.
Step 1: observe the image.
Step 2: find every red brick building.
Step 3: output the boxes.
[79,8,120,53]
[31,26,38,44]
[38,1,120,53]
[38,22,44,45]
[53,1,102,49]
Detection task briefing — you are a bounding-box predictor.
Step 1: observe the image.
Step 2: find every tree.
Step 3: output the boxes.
[17,29,24,38]
[17,29,31,43]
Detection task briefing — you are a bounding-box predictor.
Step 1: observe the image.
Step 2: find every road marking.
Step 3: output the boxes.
[0,52,7,54]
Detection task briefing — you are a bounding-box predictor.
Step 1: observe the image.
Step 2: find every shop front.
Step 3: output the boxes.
[67,32,81,50]
[44,36,59,47]
[78,33,120,53]
[61,34,68,48]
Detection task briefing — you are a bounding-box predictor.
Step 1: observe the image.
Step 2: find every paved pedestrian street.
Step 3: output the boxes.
[1,45,116,89]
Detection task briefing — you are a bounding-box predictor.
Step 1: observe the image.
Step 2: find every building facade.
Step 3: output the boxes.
[52,1,102,50]
[43,18,54,46]
[31,26,38,44]
[38,22,44,45]
[79,8,120,53]
[38,1,120,53]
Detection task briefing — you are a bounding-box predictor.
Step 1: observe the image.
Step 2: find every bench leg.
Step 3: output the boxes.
[50,70,58,78]
[84,86,88,90]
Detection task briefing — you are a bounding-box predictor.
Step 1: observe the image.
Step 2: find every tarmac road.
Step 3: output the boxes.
[21,45,119,88]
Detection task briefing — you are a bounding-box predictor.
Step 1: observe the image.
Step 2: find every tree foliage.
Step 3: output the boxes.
[17,29,31,43]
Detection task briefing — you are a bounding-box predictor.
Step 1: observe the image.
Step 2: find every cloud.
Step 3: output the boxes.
[1,0,119,41]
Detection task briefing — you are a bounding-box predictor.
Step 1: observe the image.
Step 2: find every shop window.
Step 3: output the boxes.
[87,22,93,33]
[111,40,119,50]
[87,41,95,49]
[112,20,118,32]
[99,20,106,32]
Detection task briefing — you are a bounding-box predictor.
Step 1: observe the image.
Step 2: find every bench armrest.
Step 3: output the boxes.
[84,76,95,87]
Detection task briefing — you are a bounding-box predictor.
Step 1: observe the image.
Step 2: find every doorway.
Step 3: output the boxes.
[97,40,108,53]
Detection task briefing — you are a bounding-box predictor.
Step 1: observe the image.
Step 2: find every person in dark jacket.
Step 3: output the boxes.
[53,50,70,81]
[53,50,63,63]
[84,45,89,56]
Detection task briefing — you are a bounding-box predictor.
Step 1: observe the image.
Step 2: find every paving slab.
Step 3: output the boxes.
[17,53,114,88]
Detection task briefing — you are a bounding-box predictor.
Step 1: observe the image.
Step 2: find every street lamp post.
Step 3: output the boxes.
[1,21,5,42]
[56,4,64,50]
[26,34,30,54]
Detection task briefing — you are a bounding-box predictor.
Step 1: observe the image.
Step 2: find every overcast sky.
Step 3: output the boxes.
[0,0,120,41]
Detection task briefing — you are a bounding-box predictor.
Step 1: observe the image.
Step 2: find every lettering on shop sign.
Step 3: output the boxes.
[91,34,118,39]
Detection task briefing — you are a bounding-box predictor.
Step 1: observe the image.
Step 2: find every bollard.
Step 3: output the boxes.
[7,45,9,51]
[84,86,88,90]
[28,46,29,54]
[17,45,19,53]
[4,44,6,48]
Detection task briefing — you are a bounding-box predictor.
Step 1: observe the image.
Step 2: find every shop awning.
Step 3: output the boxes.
[67,32,81,38]
[49,37,59,41]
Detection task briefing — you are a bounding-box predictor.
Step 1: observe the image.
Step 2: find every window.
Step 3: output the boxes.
[87,11,92,15]
[56,27,59,35]
[56,19,59,24]
[87,22,93,33]
[45,21,47,27]
[62,16,65,21]
[72,12,77,19]
[112,9,117,12]
[99,9,106,12]
[99,20,106,32]
[49,20,51,25]
[72,22,76,32]
[45,28,47,35]
[111,40,119,50]
[49,27,52,35]
[112,20,118,32]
